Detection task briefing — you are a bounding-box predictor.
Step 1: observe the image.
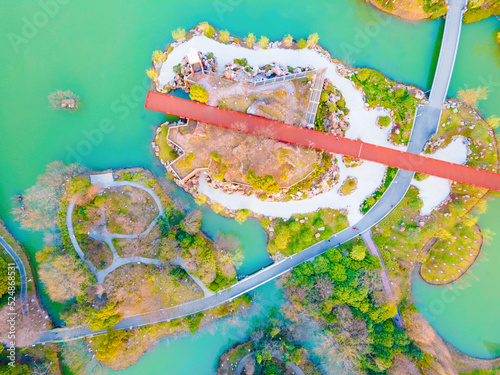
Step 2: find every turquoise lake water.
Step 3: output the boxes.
[0,0,499,371]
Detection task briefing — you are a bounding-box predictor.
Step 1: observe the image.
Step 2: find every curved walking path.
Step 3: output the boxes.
[0,237,27,315]
[34,0,468,344]
[235,351,305,375]
[66,176,166,284]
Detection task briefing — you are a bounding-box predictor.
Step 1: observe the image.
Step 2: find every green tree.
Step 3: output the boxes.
[408,196,424,211]
[0,258,9,299]
[329,263,347,282]
[378,116,391,127]
[189,85,209,103]
[350,245,366,261]
[312,255,330,275]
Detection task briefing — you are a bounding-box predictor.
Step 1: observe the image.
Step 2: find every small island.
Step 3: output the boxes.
[48,90,79,111]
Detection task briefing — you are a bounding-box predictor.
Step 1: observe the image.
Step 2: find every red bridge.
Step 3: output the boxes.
[145,91,500,192]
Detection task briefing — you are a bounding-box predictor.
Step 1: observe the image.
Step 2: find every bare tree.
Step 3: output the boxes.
[180,209,202,234]
[215,234,244,268]
[13,161,87,230]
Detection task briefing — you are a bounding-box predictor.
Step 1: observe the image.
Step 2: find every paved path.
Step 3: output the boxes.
[34,0,467,344]
[67,176,166,284]
[0,237,27,315]
[235,351,305,375]
[171,256,214,297]
[361,230,404,329]
[429,0,468,110]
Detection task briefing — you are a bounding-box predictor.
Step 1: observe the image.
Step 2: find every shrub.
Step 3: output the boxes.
[171,27,186,40]
[307,32,319,48]
[258,35,269,49]
[146,68,157,80]
[414,173,429,181]
[283,34,293,47]
[297,39,307,49]
[245,170,280,194]
[219,30,230,43]
[189,84,209,103]
[245,33,256,48]
[408,197,423,211]
[378,116,391,127]
[235,209,249,223]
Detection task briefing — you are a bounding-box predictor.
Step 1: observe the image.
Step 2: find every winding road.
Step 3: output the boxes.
[34,0,468,344]
[0,237,27,315]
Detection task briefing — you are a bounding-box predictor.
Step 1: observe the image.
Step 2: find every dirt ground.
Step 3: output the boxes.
[102,264,203,317]
[216,77,312,127]
[82,239,114,270]
[0,292,51,347]
[73,186,158,237]
[367,0,432,20]
[169,122,320,186]
[113,226,162,258]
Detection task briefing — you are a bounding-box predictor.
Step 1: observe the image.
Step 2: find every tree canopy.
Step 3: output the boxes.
[189,84,209,103]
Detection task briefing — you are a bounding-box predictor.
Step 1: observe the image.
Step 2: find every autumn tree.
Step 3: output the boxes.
[39,253,94,301]
[94,329,130,361]
[179,209,202,234]
[171,27,185,40]
[457,86,488,107]
[307,33,319,48]
[146,68,158,80]
[258,35,269,49]
[245,33,256,48]
[13,161,87,230]
[89,303,122,331]
[189,84,209,103]
[282,34,293,47]
[218,30,230,43]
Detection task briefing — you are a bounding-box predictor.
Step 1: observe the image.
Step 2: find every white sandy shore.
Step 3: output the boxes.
[412,137,468,215]
[159,36,467,221]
